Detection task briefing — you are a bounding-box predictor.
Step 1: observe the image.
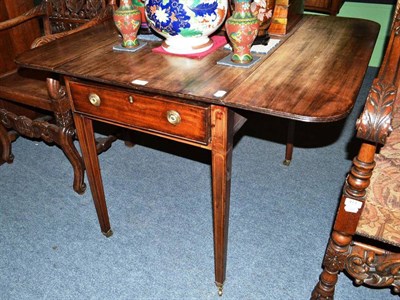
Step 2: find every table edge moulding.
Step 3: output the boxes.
[14,14,379,296]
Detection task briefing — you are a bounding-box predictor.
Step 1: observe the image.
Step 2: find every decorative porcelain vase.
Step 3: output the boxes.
[225,0,259,63]
[250,0,274,37]
[113,0,142,48]
[132,0,152,33]
[144,0,228,54]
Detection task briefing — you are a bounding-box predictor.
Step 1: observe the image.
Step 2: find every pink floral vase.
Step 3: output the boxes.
[225,0,259,63]
[113,0,142,48]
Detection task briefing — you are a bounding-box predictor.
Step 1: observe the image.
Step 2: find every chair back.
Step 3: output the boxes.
[45,0,107,34]
[0,0,41,74]
[0,0,110,74]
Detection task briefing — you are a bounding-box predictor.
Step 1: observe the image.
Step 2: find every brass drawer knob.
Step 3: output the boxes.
[88,93,101,107]
[166,110,181,125]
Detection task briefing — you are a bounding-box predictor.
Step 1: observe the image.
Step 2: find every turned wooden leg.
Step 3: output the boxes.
[73,114,112,237]
[283,120,295,166]
[0,123,14,164]
[312,142,378,299]
[311,231,352,300]
[211,106,234,296]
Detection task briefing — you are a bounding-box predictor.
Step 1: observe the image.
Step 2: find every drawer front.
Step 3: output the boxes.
[68,81,210,144]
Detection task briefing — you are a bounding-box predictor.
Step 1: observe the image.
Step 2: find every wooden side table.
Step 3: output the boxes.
[15,16,379,295]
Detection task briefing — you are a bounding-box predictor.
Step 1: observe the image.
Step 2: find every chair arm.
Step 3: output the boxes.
[0,2,47,32]
[31,4,115,49]
[356,78,397,145]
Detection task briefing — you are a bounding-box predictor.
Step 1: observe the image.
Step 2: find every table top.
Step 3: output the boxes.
[16,15,379,123]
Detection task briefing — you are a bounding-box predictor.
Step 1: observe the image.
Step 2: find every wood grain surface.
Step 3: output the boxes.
[16,15,379,123]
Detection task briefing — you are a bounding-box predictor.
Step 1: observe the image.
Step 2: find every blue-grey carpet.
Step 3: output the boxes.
[0,67,395,299]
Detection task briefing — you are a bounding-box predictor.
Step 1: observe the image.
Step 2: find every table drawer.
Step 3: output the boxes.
[68,81,211,144]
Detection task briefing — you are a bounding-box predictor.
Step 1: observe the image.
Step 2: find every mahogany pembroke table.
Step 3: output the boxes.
[14,15,379,295]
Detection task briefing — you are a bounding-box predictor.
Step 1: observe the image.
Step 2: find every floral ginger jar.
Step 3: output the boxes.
[145,0,228,54]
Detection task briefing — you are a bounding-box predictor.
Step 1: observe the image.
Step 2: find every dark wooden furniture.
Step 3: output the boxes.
[305,0,344,15]
[15,16,379,294]
[0,0,40,74]
[0,0,42,165]
[0,0,116,194]
[312,2,400,298]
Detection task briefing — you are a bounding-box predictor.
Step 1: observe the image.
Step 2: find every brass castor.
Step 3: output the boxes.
[7,153,14,163]
[216,283,223,296]
[283,159,291,166]
[102,229,113,238]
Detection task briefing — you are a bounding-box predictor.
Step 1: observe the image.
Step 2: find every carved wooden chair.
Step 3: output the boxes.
[311,2,400,298]
[0,0,117,194]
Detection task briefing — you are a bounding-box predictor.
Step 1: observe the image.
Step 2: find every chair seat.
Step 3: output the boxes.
[357,103,400,246]
[0,69,53,111]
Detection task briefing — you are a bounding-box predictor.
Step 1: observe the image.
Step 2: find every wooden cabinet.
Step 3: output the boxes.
[304,0,344,15]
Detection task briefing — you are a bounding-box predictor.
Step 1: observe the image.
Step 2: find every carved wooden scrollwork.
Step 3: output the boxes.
[46,78,74,128]
[356,79,396,144]
[49,0,106,32]
[32,3,113,48]
[394,0,400,35]
[346,243,400,294]
[323,239,350,273]
[84,0,104,18]
[311,232,353,300]
[311,290,333,300]
[47,77,66,100]
[0,108,85,194]
[65,0,86,14]
[0,109,60,143]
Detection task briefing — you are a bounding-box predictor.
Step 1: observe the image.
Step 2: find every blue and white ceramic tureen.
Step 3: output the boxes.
[145,0,228,54]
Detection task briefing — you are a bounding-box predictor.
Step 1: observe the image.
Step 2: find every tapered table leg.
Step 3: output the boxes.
[210,106,234,296]
[283,120,295,166]
[73,114,112,237]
